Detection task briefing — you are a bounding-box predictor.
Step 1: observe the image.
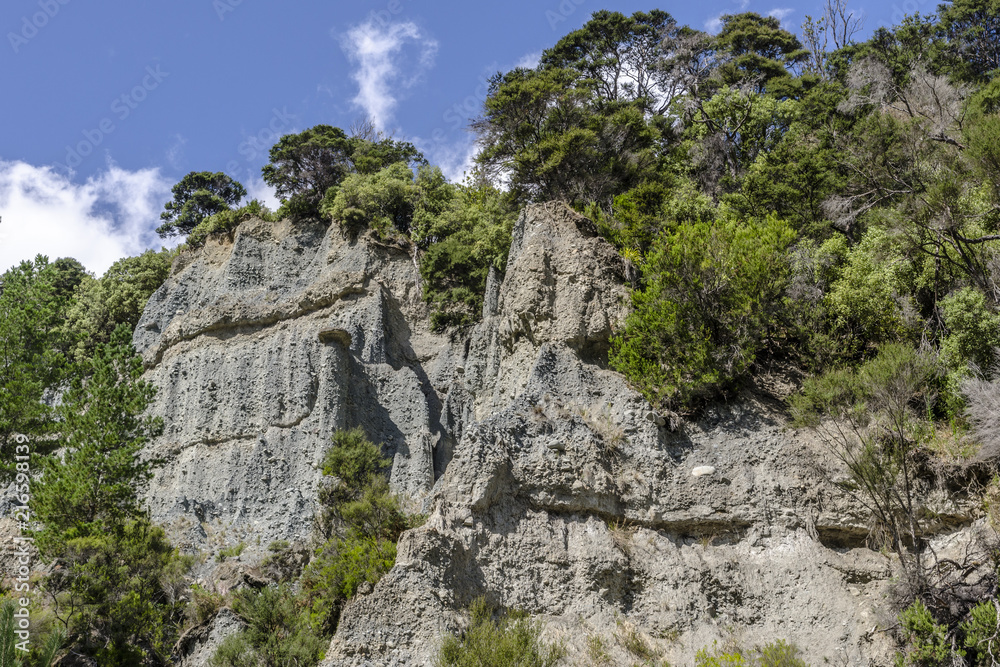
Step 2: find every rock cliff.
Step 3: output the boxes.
[135,202,978,666]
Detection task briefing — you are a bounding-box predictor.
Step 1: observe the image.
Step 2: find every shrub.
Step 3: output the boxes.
[695,639,807,666]
[418,176,515,330]
[0,597,65,666]
[790,344,942,575]
[897,599,954,666]
[298,532,397,633]
[824,227,914,354]
[65,249,174,359]
[610,212,795,409]
[321,162,420,239]
[217,542,246,562]
[319,427,390,497]
[437,597,564,667]
[42,520,189,666]
[940,287,1000,374]
[300,428,408,632]
[188,584,226,626]
[211,586,326,667]
[961,600,1000,663]
[186,200,277,248]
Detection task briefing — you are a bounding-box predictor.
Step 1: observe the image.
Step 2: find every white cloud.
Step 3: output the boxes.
[515,51,542,70]
[244,175,281,213]
[433,139,478,184]
[341,21,438,132]
[705,13,725,33]
[737,0,751,8]
[767,7,795,28]
[0,160,173,276]
[165,134,188,171]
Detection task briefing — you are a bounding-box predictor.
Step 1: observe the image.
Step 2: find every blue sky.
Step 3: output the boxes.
[0,0,911,275]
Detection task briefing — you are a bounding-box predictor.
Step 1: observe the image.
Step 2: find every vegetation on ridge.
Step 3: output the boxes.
[4,1,1000,663]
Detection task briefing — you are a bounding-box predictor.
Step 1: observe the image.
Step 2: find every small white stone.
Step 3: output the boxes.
[692,466,716,477]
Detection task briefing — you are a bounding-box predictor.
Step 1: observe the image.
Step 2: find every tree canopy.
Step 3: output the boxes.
[157,171,247,238]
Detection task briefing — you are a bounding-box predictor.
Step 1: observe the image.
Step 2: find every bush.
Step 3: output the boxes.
[300,428,408,632]
[320,427,390,497]
[186,200,277,248]
[695,639,807,666]
[790,344,943,580]
[610,212,795,409]
[65,249,174,360]
[824,226,914,355]
[418,176,514,330]
[897,599,954,666]
[298,532,397,633]
[321,162,420,239]
[42,520,189,666]
[0,597,65,666]
[940,287,1000,374]
[437,597,564,667]
[210,586,326,667]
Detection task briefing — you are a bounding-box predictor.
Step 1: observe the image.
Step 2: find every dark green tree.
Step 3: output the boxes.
[65,249,173,360]
[33,325,163,549]
[0,257,74,478]
[937,0,1000,81]
[714,12,808,91]
[539,9,680,113]
[157,171,247,238]
[30,326,186,665]
[262,125,424,219]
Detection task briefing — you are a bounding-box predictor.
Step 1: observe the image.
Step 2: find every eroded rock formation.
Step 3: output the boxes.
[136,202,980,666]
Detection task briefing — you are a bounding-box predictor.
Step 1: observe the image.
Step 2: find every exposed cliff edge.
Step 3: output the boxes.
[136,202,979,666]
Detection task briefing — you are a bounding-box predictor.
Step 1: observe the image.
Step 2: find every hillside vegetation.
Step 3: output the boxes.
[3,1,1000,664]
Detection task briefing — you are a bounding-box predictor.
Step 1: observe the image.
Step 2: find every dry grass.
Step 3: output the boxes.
[614,621,662,662]
[963,376,1000,460]
[607,518,637,556]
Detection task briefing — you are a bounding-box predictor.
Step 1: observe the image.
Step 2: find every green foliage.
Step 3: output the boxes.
[940,287,1000,373]
[32,326,162,552]
[475,41,661,206]
[0,597,65,667]
[157,171,247,238]
[790,344,943,576]
[65,249,174,360]
[437,597,564,667]
[824,227,914,354]
[217,542,246,562]
[713,12,808,90]
[41,520,188,666]
[262,125,356,219]
[538,9,677,114]
[695,639,807,666]
[897,599,954,666]
[188,584,225,626]
[298,531,398,634]
[610,213,795,409]
[418,176,515,329]
[320,427,390,493]
[212,429,407,665]
[321,161,421,238]
[590,179,716,261]
[961,600,1000,663]
[261,124,424,219]
[0,257,74,479]
[186,199,278,248]
[937,0,1000,82]
[210,586,326,667]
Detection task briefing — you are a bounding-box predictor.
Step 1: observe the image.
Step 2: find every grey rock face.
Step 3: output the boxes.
[135,217,459,556]
[175,608,245,667]
[139,204,976,667]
